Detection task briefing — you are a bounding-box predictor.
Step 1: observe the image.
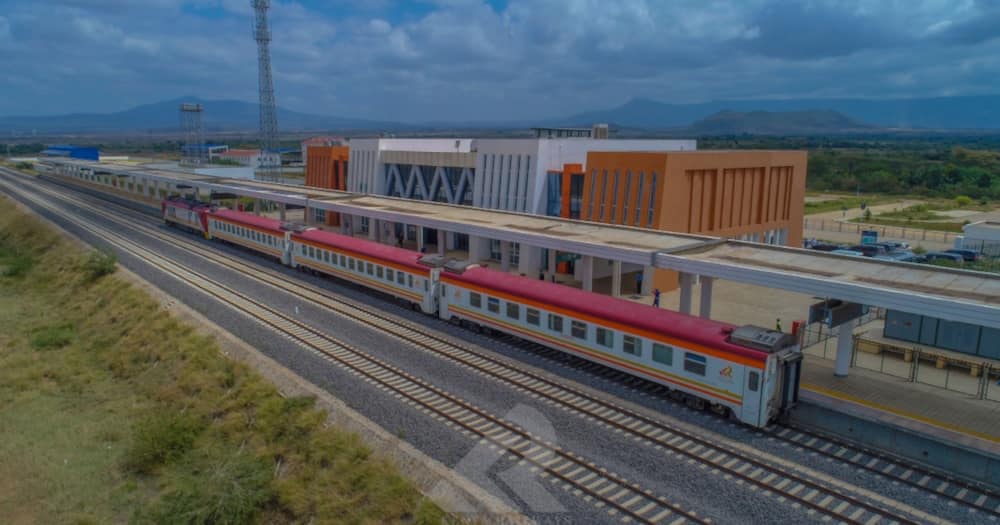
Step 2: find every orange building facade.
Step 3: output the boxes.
[305,145,349,226]
[569,150,807,290]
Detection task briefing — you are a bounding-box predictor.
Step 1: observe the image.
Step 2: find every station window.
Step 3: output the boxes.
[548,314,563,333]
[571,320,587,339]
[748,371,760,392]
[386,269,394,282]
[684,353,707,376]
[487,297,500,314]
[469,292,482,308]
[596,327,614,348]
[526,308,540,326]
[376,266,383,279]
[652,343,673,366]
[506,302,520,320]
[623,335,642,357]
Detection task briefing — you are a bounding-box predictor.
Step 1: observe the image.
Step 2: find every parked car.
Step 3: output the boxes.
[877,251,922,263]
[809,242,843,252]
[924,252,964,264]
[882,240,911,251]
[944,248,980,262]
[849,244,888,257]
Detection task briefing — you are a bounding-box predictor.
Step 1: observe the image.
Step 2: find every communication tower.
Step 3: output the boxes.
[251,0,281,182]
[179,103,205,167]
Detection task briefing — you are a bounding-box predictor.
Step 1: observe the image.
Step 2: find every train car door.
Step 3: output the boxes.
[741,366,765,427]
[777,351,802,414]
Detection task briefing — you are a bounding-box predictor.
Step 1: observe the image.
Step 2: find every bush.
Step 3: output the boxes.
[83,249,117,279]
[863,209,872,221]
[955,195,973,207]
[2,252,34,277]
[136,448,273,525]
[30,323,75,350]
[15,161,33,170]
[125,414,203,474]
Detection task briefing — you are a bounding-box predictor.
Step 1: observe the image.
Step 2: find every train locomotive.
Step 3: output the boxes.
[163,197,802,428]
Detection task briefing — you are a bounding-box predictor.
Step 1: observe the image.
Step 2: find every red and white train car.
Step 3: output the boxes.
[206,209,290,263]
[162,198,210,236]
[439,265,801,427]
[289,228,439,314]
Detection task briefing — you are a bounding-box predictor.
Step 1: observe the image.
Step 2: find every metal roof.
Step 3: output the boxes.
[44,159,1000,329]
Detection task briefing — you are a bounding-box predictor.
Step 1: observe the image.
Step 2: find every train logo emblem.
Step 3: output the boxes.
[719,366,733,381]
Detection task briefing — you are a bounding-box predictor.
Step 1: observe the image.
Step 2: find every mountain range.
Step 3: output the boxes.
[2,94,999,135]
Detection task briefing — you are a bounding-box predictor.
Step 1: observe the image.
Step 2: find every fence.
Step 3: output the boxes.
[803,218,956,244]
[800,307,884,350]
[850,336,1000,402]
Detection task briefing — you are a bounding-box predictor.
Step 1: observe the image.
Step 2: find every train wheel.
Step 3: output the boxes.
[710,403,730,418]
[685,396,706,411]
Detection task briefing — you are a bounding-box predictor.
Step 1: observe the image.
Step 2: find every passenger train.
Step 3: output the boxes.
[163,197,802,427]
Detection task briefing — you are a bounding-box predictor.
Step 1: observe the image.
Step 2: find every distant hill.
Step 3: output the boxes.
[0,97,405,133]
[686,110,875,135]
[558,95,1000,130]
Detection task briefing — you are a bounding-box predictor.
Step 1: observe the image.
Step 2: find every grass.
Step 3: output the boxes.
[0,195,442,524]
[848,217,967,232]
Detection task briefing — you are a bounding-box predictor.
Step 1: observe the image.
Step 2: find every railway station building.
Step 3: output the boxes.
[306,132,806,293]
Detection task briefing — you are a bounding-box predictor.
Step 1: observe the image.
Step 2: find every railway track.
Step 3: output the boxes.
[4,170,707,524]
[8,169,976,524]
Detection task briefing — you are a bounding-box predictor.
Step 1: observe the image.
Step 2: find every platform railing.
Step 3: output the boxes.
[850,336,998,402]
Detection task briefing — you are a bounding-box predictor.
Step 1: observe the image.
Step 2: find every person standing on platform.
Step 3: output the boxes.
[652,288,660,308]
[775,318,783,332]
[635,272,643,295]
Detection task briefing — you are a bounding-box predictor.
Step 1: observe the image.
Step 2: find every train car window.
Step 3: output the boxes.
[366,263,373,275]
[623,335,642,357]
[487,297,500,314]
[548,314,563,333]
[748,371,760,392]
[348,258,355,271]
[408,275,413,288]
[386,269,394,282]
[424,280,428,291]
[324,251,331,263]
[309,246,315,258]
[301,244,307,255]
[339,255,346,266]
[506,302,520,320]
[684,353,707,376]
[571,320,587,339]
[526,308,540,326]
[397,272,405,285]
[596,328,614,348]
[469,293,482,308]
[652,344,673,366]
[376,266,383,279]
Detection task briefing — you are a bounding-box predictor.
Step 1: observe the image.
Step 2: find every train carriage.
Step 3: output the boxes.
[207,209,290,263]
[289,229,438,314]
[439,264,801,427]
[162,197,210,236]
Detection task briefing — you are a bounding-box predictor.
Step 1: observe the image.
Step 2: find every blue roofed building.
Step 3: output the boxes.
[42,145,100,161]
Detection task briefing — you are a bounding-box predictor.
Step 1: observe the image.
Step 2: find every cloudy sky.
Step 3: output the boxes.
[0,0,997,121]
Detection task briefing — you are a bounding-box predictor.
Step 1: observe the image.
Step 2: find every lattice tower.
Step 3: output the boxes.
[252,0,281,182]
[179,103,205,167]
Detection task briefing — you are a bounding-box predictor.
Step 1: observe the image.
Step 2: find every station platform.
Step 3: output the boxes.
[799,354,1000,454]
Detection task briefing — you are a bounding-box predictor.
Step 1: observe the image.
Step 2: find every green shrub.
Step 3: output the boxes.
[136,448,273,525]
[2,252,34,277]
[15,161,33,170]
[955,195,973,207]
[125,414,203,474]
[83,249,117,279]
[30,323,75,350]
